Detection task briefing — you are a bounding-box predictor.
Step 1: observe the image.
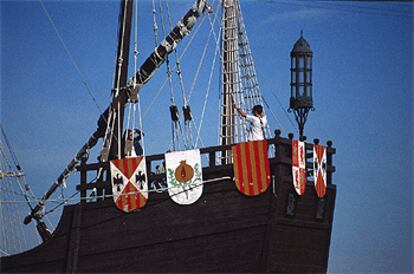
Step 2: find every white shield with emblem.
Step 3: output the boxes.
[165,149,203,205]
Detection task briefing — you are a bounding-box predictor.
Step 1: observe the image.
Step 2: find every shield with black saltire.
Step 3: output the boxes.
[232,140,270,196]
[313,144,327,198]
[165,149,203,205]
[292,140,307,195]
[110,157,148,213]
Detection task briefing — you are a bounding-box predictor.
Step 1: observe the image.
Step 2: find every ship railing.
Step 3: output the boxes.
[76,130,336,205]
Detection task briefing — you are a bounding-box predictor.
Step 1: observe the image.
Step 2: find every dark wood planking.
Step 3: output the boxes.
[2,135,336,273]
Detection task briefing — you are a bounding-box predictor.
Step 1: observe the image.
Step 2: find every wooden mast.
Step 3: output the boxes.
[220,0,238,163]
[107,0,134,160]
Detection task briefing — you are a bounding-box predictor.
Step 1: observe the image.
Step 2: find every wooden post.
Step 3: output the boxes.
[80,160,87,206]
[326,140,333,185]
[209,151,216,168]
[65,205,82,273]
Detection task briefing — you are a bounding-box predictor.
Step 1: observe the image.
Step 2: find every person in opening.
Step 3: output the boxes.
[124,129,144,157]
[235,104,267,141]
[153,160,167,192]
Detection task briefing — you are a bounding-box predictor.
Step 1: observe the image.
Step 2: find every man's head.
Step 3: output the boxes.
[252,105,263,117]
[127,129,134,140]
[126,129,143,140]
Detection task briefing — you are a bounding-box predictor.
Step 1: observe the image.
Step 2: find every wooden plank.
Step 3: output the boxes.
[65,205,82,273]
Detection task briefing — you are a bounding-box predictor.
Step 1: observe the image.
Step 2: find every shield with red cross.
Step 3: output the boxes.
[110,157,148,213]
[313,144,327,198]
[292,140,307,195]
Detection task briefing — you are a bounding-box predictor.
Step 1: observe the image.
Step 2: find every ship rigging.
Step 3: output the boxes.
[21,0,281,230]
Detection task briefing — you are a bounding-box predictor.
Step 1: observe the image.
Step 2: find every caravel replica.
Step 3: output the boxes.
[1,0,336,272]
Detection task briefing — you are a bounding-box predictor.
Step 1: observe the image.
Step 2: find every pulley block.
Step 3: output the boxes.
[170,105,180,121]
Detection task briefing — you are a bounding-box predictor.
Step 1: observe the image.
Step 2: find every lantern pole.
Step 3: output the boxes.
[288,32,314,139]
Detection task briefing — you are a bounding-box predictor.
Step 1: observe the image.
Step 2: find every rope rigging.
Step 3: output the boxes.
[195,22,222,147]
[157,0,184,151]
[163,7,197,148]
[186,0,225,150]
[156,0,196,151]
[0,157,30,254]
[186,0,221,150]
[13,0,302,248]
[123,0,146,159]
[142,13,209,119]
[151,0,222,151]
[235,1,294,133]
[0,126,35,211]
[144,0,287,152]
[0,126,47,255]
[216,0,293,160]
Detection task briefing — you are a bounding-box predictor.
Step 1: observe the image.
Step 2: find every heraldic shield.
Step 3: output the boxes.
[110,157,148,213]
[313,144,327,198]
[165,149,203,205]
[292,140,307,195]
[232,140,270,196]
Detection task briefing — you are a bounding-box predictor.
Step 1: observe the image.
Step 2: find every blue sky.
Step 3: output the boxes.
[1,0,413,272]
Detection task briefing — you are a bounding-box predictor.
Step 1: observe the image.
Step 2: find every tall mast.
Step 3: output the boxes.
[219,0,271,162]
[107,0,134,160]
[220,0,239,163]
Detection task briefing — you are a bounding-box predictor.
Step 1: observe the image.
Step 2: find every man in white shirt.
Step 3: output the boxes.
[235,104,267,141]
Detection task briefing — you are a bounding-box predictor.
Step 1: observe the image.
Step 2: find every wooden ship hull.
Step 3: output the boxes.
[2,136,336,273]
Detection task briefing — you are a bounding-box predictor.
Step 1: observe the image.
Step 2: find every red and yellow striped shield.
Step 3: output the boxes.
[232,140,270,196]
[110,157,148,213]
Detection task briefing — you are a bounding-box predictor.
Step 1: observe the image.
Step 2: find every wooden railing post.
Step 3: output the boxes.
[209,151,216,168]
[80,159,87,206]
[326,140,334,185]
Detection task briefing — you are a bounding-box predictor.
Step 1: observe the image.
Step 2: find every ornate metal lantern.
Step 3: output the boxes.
[289,32,314,138]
